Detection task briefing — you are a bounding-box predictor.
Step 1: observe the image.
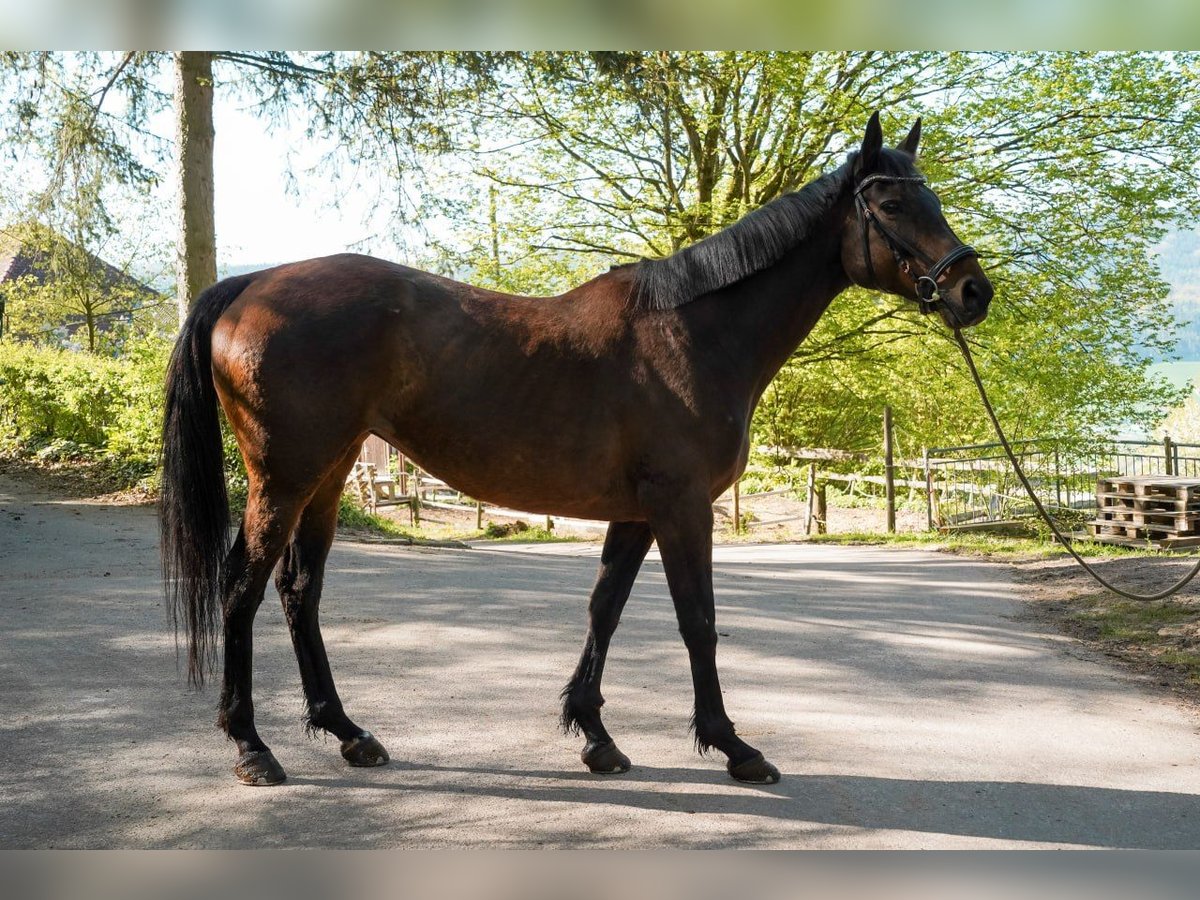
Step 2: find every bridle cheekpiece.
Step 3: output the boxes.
[853,173,977,315]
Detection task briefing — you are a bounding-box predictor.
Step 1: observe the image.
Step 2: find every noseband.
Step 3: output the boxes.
[853,173,977,315]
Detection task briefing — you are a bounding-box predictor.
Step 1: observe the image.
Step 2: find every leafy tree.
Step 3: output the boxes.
[424,51,1200,451]
[0,51,499,317]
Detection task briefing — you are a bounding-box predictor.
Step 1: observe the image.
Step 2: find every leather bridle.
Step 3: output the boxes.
[853,173,978,315]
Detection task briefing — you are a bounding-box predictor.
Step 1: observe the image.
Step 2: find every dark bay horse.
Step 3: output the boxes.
[160,113,992,786]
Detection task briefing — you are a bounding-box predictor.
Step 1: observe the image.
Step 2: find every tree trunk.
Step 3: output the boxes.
[173,52,216,321]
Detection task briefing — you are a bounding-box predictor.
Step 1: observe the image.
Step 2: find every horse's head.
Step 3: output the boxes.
[841,112,992,329]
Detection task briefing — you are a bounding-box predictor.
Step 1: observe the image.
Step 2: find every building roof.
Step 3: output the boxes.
[0,227,161,300]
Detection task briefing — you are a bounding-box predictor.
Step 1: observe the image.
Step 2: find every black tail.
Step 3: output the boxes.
[160,275,254,687]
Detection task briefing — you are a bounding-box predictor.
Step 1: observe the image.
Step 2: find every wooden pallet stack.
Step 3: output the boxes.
[1088,475,1200,548]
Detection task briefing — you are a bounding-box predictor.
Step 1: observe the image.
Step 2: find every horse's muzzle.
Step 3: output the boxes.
[947,274,993,328]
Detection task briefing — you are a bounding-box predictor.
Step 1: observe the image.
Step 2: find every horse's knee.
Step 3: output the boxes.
[678,621,718,650]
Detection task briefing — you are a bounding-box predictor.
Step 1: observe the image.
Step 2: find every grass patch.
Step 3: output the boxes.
[1159,650,1200,682]
[1066,596,1198,643]
[803,529,1162,560]
[336,496,419,540]
[1043,591,1200,688]
[480,524,579,543]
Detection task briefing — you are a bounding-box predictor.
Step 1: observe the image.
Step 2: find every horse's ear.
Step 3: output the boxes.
[858,111,883,174]
[898,117,921,156]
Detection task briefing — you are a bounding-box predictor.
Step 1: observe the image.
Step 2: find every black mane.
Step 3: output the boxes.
[630,150,917,311]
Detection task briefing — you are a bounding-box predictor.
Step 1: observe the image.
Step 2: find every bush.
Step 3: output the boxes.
[0,338,170,482]
[0,339,253,506]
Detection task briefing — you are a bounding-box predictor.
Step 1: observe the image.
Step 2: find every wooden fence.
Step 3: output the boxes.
[351,429,1200,537]
[350,435,564,532]
[723,406,918,534]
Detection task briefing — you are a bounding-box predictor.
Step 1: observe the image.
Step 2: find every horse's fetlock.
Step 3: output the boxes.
[304,698,347,734]
[690,708,735,754]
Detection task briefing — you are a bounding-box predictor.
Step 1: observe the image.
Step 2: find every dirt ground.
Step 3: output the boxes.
[713,489,928,537]
[1011,554,1200,707]
[375,484,927,541]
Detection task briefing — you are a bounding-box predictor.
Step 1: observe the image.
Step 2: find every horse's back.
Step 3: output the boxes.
[206,253,716,517]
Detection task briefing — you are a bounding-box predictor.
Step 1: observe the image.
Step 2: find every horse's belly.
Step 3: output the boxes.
[379,419,641,522]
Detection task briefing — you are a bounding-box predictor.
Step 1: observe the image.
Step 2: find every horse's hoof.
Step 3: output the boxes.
[581,740,631,774]
[234,749,287,786]
[341,731,390,767]
[728,753,780,785]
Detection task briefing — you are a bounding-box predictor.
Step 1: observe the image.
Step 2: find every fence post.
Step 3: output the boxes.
[923,448,933,531]
[1165,434,1176,476]
[476,500,483,530]
[733,480,741,534]
[815,482,827,534]
[1054,445,1063,509]
[883,406,896,533]
[805,462,817,535]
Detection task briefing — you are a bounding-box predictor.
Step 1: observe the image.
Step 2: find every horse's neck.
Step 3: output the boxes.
[700,212,851,405]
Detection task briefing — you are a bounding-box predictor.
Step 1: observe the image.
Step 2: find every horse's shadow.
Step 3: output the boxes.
[284,761,1200,849]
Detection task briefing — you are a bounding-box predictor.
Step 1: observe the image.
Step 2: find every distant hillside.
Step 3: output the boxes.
[218,262,279,279]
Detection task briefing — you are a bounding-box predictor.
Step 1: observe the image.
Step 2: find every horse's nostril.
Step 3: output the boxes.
[961,277,993,306]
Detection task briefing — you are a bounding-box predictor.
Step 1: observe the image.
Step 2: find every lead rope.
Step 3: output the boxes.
[952,328,1200,601]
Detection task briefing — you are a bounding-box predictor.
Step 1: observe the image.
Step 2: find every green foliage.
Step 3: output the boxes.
[0,338,168,477]
[423,51,1200,450]
[1159,390,1200,442]
[336,494,413,537]
[0,338,253,497]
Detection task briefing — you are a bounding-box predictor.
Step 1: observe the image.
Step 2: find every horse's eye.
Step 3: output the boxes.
[880,200,902,215]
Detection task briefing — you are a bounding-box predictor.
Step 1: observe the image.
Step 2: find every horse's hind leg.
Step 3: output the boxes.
[562,521,653,774]
[218,479,304,786]
[275,451,389,769]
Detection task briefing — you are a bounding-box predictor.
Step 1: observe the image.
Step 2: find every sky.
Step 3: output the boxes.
[209,99,408,268]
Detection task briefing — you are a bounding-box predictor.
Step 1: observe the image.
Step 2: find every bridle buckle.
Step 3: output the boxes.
[915,275,940,314]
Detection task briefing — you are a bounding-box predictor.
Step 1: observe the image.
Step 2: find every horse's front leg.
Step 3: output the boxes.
[561,521,654,774]
[646,489,780,784]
